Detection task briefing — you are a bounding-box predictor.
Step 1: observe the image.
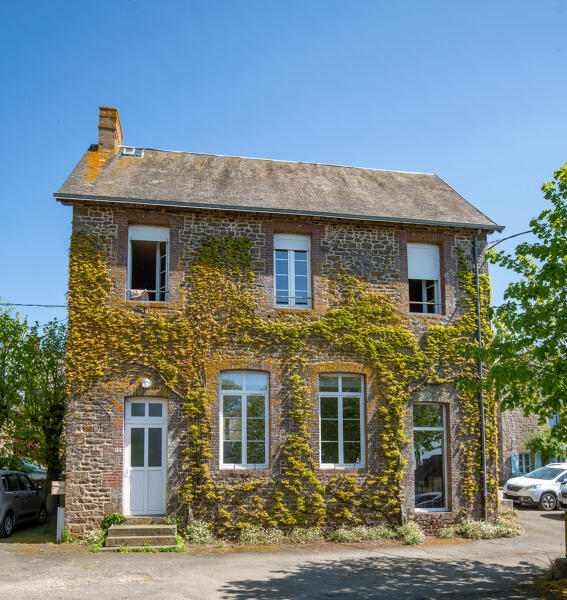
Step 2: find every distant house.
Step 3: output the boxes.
[56,107,503,535]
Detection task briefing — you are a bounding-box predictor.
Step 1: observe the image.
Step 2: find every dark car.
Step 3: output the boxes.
[0,470,47,537]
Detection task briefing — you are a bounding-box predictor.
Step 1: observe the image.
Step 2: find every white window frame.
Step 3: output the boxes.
[319,374,365,469]
[413,403,448,512]
[407,243,441,314]
[273,234,312,308]
[219,371,269,469]
[127,225,170,302]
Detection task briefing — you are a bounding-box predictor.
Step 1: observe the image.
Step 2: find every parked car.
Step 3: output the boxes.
[503,463,567,511]
[0,470,47,537]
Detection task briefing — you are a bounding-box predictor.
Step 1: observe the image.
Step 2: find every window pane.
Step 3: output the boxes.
[321,419,338,441]
[413,404,443,428]
[409,279,424,313]
[319,376,339,392]
[343,420,360,442]
[247,442,265,464]
[344,442,361,464]
[414,430,444,509]
[320,397,338,418]
[321,442,339,464]
[223,395,242,417]
[246,375,268,391]
[221,373,243,390]
[224,441,242,464]
[148,428,162,467]
[342,376,361,393]
[131,428,144,467]
[276,275,289,293]
[148,403,162,417]
[294,259,307,276]
[131,240,158,293]
[247,395,265,418]
[275,249,289,262]
[224,417,242,441]
[131,403,145,417]
[247,418,265,441]
[343,397,360,419]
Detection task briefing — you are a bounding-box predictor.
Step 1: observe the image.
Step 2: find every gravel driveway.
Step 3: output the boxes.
[0,508,563,599]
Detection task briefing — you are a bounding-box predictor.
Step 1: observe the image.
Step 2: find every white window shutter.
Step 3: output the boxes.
[274,234,310,251]
[407,244,440,280]
[129,225,169,242]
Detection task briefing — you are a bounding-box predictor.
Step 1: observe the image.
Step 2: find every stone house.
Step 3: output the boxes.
[55,107,503,535]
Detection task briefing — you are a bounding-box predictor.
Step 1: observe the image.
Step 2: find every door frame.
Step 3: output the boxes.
[123,397,168,516]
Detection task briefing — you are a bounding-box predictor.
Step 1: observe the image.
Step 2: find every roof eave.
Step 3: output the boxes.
[53,192,505,233]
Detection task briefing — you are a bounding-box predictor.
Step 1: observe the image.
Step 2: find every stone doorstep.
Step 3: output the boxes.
[106,535,177,547]
[105,524,178,548]
[108,524,177,537]
[101,545,179,553]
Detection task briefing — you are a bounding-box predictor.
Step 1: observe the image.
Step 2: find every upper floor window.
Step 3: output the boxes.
[220,372,269,469]
[128,225,169,302]
[319,374,364,468]
[274,234,311,308]
[407,243,441,314]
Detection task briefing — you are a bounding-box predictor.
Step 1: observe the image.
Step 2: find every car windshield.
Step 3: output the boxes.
[525,467,566,480]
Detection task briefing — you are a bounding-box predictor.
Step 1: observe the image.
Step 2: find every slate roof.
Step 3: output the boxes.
[55,147,502,231]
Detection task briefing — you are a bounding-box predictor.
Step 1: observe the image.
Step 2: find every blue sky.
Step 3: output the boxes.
[1,0,566,325]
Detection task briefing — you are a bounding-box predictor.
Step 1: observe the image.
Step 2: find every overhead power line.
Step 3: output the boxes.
[0,303,67,308]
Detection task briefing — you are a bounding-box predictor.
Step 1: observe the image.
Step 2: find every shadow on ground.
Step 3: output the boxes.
[220,554,542,599]
[0,517,55,544]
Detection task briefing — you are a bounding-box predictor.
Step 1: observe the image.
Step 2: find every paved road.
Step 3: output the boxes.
[0,508,564,599]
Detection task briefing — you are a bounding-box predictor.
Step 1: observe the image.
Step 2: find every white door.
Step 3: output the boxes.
[124,399,167,515]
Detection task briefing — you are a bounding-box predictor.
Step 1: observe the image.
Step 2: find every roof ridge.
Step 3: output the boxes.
[123,146,436,176]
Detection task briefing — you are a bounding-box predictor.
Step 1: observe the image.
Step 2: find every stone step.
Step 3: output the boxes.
[106,535,177,547]
[101,545,179,552]
[107,524,177,537]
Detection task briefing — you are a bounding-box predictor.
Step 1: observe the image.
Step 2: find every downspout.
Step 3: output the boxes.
[473,232,489,520]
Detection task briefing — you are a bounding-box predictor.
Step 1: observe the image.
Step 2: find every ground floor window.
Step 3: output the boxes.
[220,371,268,468]
[413,403,446,511]
[319,374,364,468]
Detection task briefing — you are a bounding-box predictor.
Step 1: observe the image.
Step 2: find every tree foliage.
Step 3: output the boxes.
[488,163,567,432]
[0,309,66,480]
[525,428,566,464]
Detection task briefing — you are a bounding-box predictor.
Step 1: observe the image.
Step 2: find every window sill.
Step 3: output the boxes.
[218,466,270,473]
[414,508,449,513]
[408,312,446,319]
[318,465,365,471]
[274,306,314,313]
[126,301,170,308]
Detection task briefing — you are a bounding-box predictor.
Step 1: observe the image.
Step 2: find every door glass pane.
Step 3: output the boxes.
[319,376,339,392]
[342,376,361,393]
[247,419,265,441]
[224,417,242,441]
[320,397,338,418]
[131,428,145,467]
[18,475,33,491]
[321,442,339,464]
[221,373,243,391]
[247,441,265,464]
[148,428,162,467]
[224,441,242,464]
[148,403,162,417]
[131,403,145,417]
[321,419,338,441]
[343,397,360,419]
[247,394,265,416]
[413,404,443,428]
[414,430,444,509]
[246,375,268,391]
[223,395,242,416]
[343,419,360,442]
[344,442,361,464]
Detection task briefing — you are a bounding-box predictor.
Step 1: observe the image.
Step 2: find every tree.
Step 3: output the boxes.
[14,320,66,481]
[488,163,567,433]
[0,309,27,432]
[525,428,566,465]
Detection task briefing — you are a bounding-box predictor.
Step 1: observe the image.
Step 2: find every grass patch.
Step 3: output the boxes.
[0,518,56,544]
[116,534,186,553]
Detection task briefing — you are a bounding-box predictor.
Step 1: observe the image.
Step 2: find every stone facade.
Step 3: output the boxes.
[64,202,493,534]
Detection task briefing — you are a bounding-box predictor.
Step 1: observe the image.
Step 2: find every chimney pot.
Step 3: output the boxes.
[98,106,123,152]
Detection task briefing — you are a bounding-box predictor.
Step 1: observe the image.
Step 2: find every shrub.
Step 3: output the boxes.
[240,525,284,545]
[456,519,522,540]
[183,520,216,545]
[0,457,34,473]
[286,527,324,543]
[101,513,126,530]
[84,528,106,552]
[396,521,424,546]
[327,525,396,543]
[163,514,183,526]
[437,527,455,539]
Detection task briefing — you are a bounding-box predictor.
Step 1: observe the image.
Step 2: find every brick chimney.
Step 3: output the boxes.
[98,106,123,152]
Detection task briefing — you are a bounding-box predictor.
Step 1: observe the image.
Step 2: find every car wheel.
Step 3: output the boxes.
[0,513,14,538]
[539,492,557,511]
[37,505,47,525]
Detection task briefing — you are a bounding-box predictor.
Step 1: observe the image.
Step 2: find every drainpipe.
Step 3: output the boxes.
[473,232,489,520]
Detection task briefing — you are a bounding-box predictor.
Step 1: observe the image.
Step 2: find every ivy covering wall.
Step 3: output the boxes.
[67,232,498,536]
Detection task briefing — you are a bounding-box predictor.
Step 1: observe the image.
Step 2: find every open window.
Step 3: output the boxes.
[128,225,169,302]
[407,243,441,314]
[274,234,311,308]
